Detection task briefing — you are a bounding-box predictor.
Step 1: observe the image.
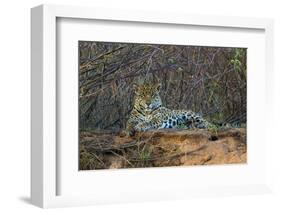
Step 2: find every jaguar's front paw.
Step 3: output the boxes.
[120,128,136,137]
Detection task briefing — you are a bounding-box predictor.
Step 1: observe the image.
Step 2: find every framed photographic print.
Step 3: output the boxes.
[31,4,274,208]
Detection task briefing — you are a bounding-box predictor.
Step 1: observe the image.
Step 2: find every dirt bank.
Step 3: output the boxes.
[79,128,246,170]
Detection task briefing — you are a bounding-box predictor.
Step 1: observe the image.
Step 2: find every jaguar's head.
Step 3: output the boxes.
[133,82,162,113]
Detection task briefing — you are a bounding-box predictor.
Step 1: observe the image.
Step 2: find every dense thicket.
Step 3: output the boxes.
[79,41,246,131]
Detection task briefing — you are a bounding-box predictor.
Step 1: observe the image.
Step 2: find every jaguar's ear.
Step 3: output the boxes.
[156,83,161,92]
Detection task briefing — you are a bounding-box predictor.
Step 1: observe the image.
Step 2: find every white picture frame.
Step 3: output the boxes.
[31,4,274,208]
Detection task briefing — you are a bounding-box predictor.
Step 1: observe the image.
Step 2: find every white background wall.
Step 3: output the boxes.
[0,0,280,212]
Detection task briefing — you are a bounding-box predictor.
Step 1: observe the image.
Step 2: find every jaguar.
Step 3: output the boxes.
[124,82,210,136]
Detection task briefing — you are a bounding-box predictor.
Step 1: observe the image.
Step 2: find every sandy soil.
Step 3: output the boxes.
[79,128,246,170]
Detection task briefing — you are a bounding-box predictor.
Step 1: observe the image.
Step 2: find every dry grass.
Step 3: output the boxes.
[79,41,247,131]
